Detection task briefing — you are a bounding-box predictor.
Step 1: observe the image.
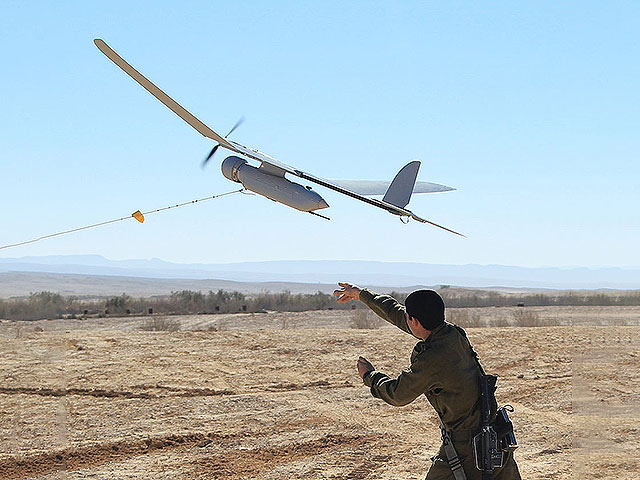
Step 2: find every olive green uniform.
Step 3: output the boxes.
[359,289,521,480]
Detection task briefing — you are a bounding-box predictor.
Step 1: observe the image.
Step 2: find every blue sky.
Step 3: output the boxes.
[1,1,638,267]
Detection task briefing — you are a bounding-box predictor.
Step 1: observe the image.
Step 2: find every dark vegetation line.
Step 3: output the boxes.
[1,289,639,321]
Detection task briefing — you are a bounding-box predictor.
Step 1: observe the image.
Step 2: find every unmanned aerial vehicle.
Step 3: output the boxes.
[95,39,462,236]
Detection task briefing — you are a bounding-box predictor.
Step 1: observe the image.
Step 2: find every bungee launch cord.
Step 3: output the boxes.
[0,189,244,251]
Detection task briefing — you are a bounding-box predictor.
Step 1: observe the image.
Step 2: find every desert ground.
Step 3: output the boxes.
[0,306,638,479]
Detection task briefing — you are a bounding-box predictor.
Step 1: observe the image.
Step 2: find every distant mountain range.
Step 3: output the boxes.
[0,255,637,298]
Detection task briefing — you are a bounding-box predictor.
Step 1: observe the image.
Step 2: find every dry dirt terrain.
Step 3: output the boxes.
[0,306,638,479]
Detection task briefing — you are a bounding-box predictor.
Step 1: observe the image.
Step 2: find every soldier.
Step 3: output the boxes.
[334,282,521,480]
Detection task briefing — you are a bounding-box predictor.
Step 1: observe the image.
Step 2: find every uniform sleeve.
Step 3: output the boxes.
[359,288,412,335]
[362,352,439,407]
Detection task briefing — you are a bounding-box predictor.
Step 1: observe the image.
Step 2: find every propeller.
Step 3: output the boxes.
[201,117,245,168]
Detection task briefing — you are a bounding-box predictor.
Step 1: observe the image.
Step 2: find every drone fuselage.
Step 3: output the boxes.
[221,156,329,212]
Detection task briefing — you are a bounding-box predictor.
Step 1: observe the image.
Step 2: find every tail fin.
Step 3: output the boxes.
[382,161,420,208]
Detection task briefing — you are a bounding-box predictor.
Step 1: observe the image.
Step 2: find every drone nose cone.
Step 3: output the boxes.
[303,187,329,211]
[316,198,329,210]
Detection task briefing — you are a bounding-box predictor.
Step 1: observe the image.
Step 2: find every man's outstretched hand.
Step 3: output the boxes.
[357,356,375,380]
[333,282,362,303]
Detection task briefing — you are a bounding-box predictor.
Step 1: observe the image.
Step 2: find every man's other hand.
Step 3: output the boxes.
[357,356,375,379]
[333,282,362,303]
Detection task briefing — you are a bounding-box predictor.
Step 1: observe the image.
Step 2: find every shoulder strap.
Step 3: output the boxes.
[439,418,468,480]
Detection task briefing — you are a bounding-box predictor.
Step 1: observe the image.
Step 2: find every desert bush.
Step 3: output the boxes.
[171,290,206,312]
[0,291,82,321]
[512,309,544,327]
[2,288,639,321]
[350,309,383,329]
[250,290,336,313]
[139,316,181,332]
[439,290,640,308]
[488,316,513,327]
[447,309,484,328]
[105,294,131,315]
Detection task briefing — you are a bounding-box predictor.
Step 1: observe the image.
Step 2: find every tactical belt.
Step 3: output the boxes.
[439,418,467,480]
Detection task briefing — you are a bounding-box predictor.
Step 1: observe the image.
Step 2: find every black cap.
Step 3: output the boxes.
[405,289,445,330]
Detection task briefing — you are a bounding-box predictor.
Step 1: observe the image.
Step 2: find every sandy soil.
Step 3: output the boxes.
[0,307,638,479]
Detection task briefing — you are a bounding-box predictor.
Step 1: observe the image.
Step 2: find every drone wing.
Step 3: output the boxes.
[95,39,232,147]
[95,39,303,174]
[330,180,455,195]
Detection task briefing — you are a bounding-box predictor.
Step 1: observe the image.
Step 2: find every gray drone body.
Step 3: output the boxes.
[94,38,463,236]
[221,156,328,212]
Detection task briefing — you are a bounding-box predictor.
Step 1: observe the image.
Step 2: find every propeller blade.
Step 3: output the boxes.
[225,116,244,138]
[201,117,243,169]
[201,144,220,168]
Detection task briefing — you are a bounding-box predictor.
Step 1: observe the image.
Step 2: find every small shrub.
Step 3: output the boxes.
[139,316,181,332]
[512,309,543,327]
[350,309,382,329]
[105,294,131,315]
[448,309,484,328]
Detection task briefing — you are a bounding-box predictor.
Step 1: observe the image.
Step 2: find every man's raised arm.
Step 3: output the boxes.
[333,282,412,335]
